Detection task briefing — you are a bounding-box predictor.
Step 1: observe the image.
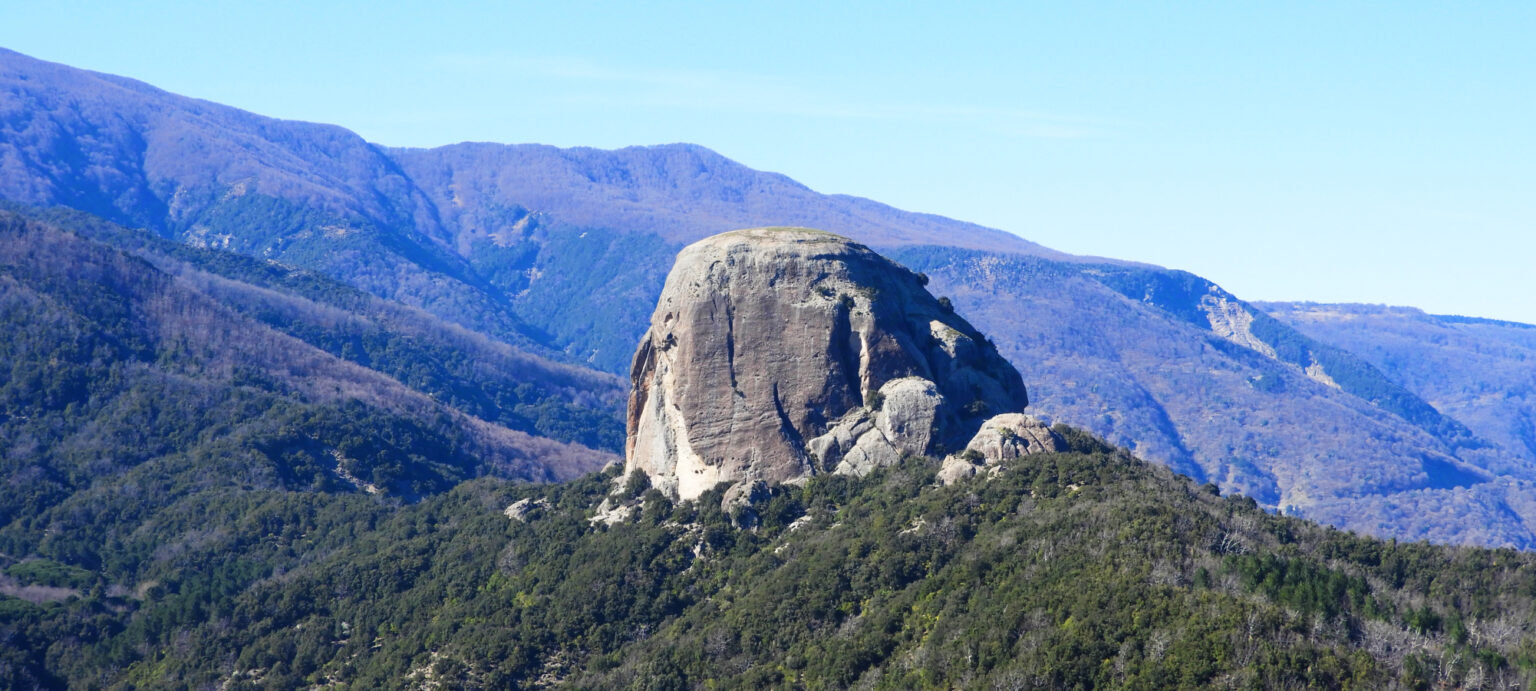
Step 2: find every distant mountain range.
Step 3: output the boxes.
[3,47,1535,547]
[1262,302,1536,475]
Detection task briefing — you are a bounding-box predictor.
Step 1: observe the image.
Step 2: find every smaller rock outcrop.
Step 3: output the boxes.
[721,479,771,528]
[589,497,637,525]
[503,498,550,522]
[937,413,1064,485]
[807,377,944,477]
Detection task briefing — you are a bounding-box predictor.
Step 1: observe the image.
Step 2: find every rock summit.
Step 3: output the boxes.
[625,227,1054,499]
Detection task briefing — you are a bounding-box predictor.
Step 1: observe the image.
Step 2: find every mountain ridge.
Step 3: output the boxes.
[386,140,1078,258]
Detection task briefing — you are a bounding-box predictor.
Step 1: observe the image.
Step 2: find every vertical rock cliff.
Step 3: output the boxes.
[627,227,1043,499]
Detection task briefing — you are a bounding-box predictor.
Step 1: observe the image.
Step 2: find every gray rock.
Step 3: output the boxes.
[807,409,875,471]
[874,377,943,458]
[963,413,1064,463]
[721,479,770,514]
[834,429,902,477]
[938,414,1063,485]
[626,228,1030,499]
[936,455,980,485]
[503,498,549,522]
[721,479,771,528]
[589,498,636,525]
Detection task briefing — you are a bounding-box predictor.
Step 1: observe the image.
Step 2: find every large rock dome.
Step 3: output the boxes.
[626,228,1035,499]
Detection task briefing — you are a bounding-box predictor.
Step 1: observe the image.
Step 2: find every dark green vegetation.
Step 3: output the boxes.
[0,208,625,687]
[8,429,1536,688]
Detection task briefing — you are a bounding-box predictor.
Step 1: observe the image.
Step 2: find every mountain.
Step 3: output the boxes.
[886,249,1536,545]
[0,47,1058,371]
[1261,302,1536,469]
[0,47,544,351]
[0,203,620,592]
[2,46,1534,547]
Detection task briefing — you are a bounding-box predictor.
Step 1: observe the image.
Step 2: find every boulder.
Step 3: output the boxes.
[936,456,980,485]
[875,377,943,457]
[721,479,770,515]
[964,413,1064,462]
[503,498,549,522]
[938,413,1064,485]
[721,479,771,528]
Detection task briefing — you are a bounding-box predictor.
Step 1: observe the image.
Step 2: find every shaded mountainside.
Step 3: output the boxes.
[9,203,627,453]
[3,46,1533,546]
[4,204,627,453]
[10,433,1536,688]
[0,209,618,618]
[1261,302,1536,468]
[888,248,1536,547]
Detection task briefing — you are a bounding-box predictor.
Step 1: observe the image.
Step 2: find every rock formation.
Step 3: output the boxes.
[937,413,1064,485]
[626,227,1044,499]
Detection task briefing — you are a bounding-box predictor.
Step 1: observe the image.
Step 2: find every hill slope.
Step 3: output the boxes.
[7,431,1536,688]
[0,47,543,349]
[0,209,619,663]
[1262,302,1536,468]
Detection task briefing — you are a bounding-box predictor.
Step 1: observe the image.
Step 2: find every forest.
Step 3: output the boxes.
[6,420,1536,688]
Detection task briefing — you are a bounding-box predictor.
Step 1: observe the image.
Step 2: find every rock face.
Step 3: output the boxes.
[626,227,1032,499]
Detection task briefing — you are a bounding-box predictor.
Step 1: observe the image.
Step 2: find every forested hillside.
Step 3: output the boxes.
[7,427,1536,688]
[0,207,622,504]
[1263,302,1536,469]
[0,207,624,688]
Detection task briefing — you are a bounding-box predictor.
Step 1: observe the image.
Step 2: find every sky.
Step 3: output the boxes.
[3,2,1533,322]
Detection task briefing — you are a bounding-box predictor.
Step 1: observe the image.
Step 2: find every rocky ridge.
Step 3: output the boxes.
[625,227,1057,500]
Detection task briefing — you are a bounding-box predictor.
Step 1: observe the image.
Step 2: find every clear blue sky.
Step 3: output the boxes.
[4,2,1533,322]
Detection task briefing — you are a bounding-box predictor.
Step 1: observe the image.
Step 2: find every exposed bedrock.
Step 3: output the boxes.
[626,227,1035,499]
